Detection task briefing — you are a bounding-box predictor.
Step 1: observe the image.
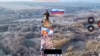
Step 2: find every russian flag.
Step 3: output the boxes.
[51,9,64,16]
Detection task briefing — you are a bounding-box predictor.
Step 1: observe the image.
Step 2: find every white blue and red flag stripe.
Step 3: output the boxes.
[51,9,64,15]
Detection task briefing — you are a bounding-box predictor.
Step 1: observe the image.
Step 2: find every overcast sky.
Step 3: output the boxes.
[0,0,100,2]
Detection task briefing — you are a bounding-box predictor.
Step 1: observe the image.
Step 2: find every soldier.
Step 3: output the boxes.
[43,10,50,22]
